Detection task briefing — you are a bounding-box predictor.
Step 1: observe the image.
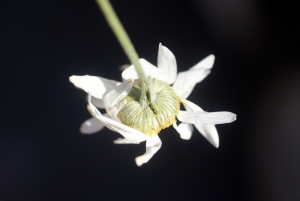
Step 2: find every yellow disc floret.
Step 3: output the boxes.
[118,78,180,136]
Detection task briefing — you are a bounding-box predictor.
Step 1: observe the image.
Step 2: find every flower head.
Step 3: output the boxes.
[69,43,236,166]
[118,78,180,135]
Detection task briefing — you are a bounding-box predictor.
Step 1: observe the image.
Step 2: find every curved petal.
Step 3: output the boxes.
[177,110,236,125]
[182,99,219,148]
[108,99,127,122]
[157,43,177,84]
[69,75,120,99]
[194,124,219,148]
[182,99,205,111]
[87,96,149,143]
[172,69,207,99]
[87,99,118,132]
[107,107,121,122]
[173,122,193,140]
[122,59,168,82]
[103,81,133,112]
[135,135,162,166]
[80,117,105,134]
[90,96,105,108]
[172,54,215,98]
[189,54,215,71]
[115,99,127,113]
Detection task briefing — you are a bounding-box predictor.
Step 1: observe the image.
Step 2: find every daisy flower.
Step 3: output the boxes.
[69,43,236,166]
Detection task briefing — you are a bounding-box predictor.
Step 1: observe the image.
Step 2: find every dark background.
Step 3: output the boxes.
[1,0,300,200]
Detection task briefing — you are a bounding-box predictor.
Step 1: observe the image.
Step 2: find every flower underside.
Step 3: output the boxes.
[118,78,180,136]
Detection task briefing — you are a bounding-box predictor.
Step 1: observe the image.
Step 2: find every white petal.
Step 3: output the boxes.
[135,135,162,166]
[91,113,148,143]
[172,54,215,97]
[90,96,105,108]
[114,99,127,114]
[80,117,105,134]
[194,124,219,148]
[122,59,168,82]
[182,99,205,111]
[107,107,121,122]
[177,110,206,124]
[87,97,149,143]
[103,81,133,111]
[182,99,219,147]
[113,138,139,144]
[69,75,120,99]
[177,111,236,125]
[87,101,117,132]
[118,64,130,71]
[157,43,177,84]
[172,69,207,99]
[189,54,215,71]
[198,112,236,124]
[173,122,193,140]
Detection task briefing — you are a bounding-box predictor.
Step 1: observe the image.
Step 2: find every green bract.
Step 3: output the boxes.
[118,78,180,135]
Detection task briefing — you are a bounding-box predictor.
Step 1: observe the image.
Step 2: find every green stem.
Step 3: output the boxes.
[96,0,156,106]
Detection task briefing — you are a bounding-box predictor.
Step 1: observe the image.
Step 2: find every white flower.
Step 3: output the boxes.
[122,43,236,147]
[69,43,236,166]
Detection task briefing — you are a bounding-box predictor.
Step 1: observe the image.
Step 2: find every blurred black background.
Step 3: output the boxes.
[1,0,300,200]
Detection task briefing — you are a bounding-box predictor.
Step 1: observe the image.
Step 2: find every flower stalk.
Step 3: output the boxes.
[95,0,156,106]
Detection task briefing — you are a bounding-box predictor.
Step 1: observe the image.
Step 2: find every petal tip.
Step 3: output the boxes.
[233,114,237,121]
[69,75,76,83]
[226,112,237,123]
[79,118,103,134]
[158,43,167,51]
[207,54,215,66]
[206,54,215,63]
[80,127,94,135]
[135,157,144,167]
[180,136,191,140]
[80,126,100,135]
[211,140,219,148]
[79,128,94,135]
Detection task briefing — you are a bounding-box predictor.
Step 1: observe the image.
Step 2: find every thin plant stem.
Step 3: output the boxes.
[95,0,156,106]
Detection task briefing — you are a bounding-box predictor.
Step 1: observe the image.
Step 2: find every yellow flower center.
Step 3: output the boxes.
[118,78,180,136]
